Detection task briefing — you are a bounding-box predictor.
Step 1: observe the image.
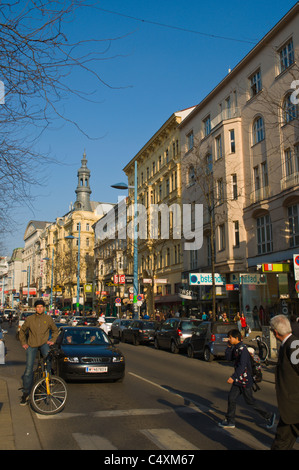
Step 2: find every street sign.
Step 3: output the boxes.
[115,297,121,304]
[294,255,299,280]
[295,281,299,293]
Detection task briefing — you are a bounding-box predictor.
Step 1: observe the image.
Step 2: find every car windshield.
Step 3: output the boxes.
[181,320,200,331]
[62,328,110,345]
[105,317,117,324]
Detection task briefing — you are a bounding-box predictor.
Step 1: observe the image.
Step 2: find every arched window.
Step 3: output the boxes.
[282,93,297,124]
[252,116,265,145]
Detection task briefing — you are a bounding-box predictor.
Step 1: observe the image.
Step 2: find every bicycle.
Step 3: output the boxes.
[250,335,269,364]
[29,347,67,415]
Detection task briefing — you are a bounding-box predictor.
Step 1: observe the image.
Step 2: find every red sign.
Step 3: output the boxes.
[113,274,125,284]
[22,288,37,296]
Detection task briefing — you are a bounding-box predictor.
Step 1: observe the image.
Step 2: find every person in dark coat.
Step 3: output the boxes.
[218,329,275,429]
[270,315,299,450]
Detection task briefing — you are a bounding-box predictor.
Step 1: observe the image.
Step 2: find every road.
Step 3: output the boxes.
[0,324,284,451]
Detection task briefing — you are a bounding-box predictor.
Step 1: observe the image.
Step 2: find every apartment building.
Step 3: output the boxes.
[180,4,299,325]
[123,108,195,315]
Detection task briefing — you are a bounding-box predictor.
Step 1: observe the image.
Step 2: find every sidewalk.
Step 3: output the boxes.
[0,374,42,450]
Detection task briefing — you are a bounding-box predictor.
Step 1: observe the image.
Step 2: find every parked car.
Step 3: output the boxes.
[186,321,236,361]
[103,316,118,336]
[76,316,99,326]
[111,318,132,339]
[68,316,82,326]
[3,309,17,321]
[122,320,158,345]
[154,317,201,353]
[54,326,125,382]
[15,310,36,339]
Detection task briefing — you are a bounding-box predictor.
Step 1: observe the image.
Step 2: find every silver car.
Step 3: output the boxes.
[111,318,132,339]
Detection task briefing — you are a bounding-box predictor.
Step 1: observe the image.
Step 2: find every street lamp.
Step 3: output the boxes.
[43,247,54,310]
[65,222,81,314]
[111,160,139,319]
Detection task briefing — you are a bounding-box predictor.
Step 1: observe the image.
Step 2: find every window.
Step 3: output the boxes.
[279,39,294,73]
[203,115,211,137]
[250,69,262,97]
[257,215,273,254]
[166,178,170,196]
[232,174,238,200]
[206,154,213,174]
[253,117,265,144]
[229,129,235,153]
[233,221,240,247]
[288,204,299,247]
[261,162,269,187]
[187,131,194,151]
[285,149,293,176]
[254,166,260,191]
[152,161,156,175]
[165,149,169,164]
[219,224,225,251]
[217,178,224,204]
[188,166,195,185]
[86,223,90,231]
[295,145,299,172]
[215,135,222,159]
[283,93,297,124]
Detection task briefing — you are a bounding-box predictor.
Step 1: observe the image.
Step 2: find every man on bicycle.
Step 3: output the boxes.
[19,299,59,405]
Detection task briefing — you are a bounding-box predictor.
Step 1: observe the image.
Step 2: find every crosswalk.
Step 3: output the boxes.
[34,405,271,450]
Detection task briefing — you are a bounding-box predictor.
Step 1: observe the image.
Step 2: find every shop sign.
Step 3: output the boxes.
[189,273,226,285]
[179,288,197,300]
[262,263,289,272]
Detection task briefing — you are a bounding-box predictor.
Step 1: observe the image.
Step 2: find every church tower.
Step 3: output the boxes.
[74,150,92,211]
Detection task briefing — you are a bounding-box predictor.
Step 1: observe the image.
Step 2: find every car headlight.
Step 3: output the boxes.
[64,357,79,363]
[112,356,124,363]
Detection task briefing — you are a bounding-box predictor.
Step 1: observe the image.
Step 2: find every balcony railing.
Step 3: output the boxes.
[281,172,299,191]
[210,107,241,132]
[249,185,270,204]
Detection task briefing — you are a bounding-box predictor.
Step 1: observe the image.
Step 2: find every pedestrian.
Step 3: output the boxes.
[270,315,299,450]
[98,316,109,335]
[240,312,247,337]
[234,312,241,332]
[18,299,59,406]
[218,328,275,429]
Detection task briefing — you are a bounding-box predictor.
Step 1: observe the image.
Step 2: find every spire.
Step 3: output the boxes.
[74,150,92,211]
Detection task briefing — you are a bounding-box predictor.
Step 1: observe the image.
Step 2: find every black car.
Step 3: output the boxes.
[76,316,99,326]
[154,317,201,353]
[55,326,125,382]
[122,320,158,345]
[111,318,132,339]
[186,321,236,361]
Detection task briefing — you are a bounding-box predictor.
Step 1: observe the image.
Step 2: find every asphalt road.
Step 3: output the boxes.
[0,324,287,451]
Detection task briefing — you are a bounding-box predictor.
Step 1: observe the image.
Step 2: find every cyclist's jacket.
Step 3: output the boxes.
[225,341,254,388]
[19,313,59,347]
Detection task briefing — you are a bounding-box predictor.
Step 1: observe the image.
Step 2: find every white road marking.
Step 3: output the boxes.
[72,433,117,450]
[140,428,200,450]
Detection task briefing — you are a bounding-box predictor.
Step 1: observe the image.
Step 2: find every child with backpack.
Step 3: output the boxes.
[218,329,275,429]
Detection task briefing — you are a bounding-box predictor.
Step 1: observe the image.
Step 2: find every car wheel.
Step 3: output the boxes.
[170,340,179,354]
[203,347,214,362]
[187,344,194,358]
[154,338,160,349]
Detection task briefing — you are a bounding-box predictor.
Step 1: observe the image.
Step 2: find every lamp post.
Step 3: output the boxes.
[65,222,81,314]
[43,247,54,310]
[111,160,139,319]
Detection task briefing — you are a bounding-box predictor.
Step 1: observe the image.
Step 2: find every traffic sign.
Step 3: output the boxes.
[115,297,121,304]
[294,255,299,280]
[295,281,299,293]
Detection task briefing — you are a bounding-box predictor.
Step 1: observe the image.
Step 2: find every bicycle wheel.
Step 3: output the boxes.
[257,340,268,363]
[30,375,67,415]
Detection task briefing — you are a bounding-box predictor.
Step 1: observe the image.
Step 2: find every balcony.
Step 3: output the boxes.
[210,107,241,132]
[280,172,299,191]
[249,185,270,204]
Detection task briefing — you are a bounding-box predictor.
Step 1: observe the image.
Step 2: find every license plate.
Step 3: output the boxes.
[86,366,108,373]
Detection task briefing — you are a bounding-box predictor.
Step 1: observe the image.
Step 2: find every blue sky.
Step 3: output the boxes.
[3,0,297,256]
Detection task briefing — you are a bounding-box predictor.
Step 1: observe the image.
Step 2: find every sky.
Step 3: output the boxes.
[2,0,297,256]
